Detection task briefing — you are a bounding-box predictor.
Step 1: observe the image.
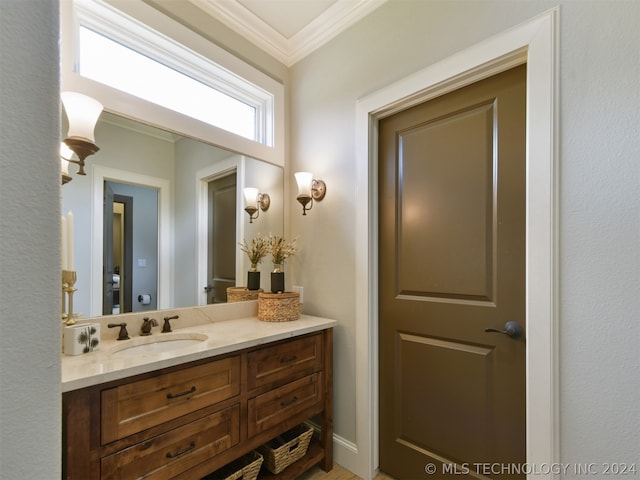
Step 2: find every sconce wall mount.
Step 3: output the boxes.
[63,137,100,176]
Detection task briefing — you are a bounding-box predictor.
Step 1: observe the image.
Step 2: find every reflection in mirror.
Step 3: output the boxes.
[104,181,158,315]
[61,112,284,318]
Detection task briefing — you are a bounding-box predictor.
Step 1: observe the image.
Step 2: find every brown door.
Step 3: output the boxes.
[206,172,237,303]
[379,65,526,479]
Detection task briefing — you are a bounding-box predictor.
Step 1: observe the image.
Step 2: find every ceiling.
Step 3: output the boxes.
[146,0,387,66]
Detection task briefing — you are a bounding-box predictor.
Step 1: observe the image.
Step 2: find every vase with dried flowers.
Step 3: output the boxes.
[268,234,297,293]
[239,234,270,290]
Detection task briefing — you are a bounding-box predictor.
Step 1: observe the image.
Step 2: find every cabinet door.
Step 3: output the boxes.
[101,404,239,480]
[247,373,322,437]
[102,356,240,444]
[247,334,322,390]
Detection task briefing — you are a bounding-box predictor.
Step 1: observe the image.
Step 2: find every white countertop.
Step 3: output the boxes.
[62,314,336,392]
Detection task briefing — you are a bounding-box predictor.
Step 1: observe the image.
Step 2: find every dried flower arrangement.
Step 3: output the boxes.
[239,234,270,269]
[269,234,298,269]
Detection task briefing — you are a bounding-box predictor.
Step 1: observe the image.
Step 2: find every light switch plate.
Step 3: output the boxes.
[292,285,304,304]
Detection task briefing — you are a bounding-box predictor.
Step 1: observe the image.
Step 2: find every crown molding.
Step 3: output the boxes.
[191,0,386,66]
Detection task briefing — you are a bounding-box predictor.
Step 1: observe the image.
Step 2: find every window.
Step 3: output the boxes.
[68,0,279,150]
[79,26,258,141]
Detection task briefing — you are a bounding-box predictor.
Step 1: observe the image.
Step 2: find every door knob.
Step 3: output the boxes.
[203,285,213,293]
[484,321,523,339]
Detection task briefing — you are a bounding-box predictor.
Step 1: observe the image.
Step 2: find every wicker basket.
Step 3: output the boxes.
[257,292,300,322]
[202,451,263,480]
[227,287,263,303]
[257,424,313,474]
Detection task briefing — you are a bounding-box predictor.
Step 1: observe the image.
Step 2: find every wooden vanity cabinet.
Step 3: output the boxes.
[62,328,333,480]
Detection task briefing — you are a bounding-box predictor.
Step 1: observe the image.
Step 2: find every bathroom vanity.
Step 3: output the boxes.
[62,311,335,480]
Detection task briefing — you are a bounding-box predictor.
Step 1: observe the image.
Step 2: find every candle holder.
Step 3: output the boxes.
[62,270,77,325]
[61,271,68,322]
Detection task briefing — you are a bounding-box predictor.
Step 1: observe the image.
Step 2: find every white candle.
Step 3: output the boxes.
[61,215,68,271]
[67,210,74,271]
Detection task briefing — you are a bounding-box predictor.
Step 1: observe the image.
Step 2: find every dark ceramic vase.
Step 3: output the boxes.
[271,264,284,293]
[247,270,260,290]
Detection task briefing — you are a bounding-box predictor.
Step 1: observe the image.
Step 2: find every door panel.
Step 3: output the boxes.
[398,102,495,302]
[379,65,526,479]
[396,333,494,462]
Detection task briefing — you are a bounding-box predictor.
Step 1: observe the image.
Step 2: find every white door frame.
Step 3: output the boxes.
[354,9,559,479]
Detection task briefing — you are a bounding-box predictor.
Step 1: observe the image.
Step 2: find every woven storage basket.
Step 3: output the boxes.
[202,451,263,480]
[227,287,263,303]
[257,292,300,322]
[257,424,313,474]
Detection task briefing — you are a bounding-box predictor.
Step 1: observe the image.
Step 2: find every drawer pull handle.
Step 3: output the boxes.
[166,386,196,399]
[166,441,195,459]
[280,395,298,407]
[280,355,298,364]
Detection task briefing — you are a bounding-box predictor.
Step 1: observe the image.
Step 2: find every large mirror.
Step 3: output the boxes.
[62,112,284,318]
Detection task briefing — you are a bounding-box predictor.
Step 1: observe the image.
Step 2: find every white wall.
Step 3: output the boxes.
[0,1,62,478]
[290,0,639,474]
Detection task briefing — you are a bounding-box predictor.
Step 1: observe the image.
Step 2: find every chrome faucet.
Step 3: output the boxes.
[140,317,158,336]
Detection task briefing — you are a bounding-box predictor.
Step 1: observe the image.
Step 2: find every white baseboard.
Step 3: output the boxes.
[332,433,359,475]
[306,421,360,476]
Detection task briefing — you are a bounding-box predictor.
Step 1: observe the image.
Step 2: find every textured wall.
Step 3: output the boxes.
[0,0,62,477]
[557,0,639,468]
[290,0,640,472]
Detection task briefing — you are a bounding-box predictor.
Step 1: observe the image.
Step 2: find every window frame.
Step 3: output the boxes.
[61,0,285,167]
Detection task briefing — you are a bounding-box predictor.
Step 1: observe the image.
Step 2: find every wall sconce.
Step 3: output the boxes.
[61,91,103,176]
[60,142,74,185]
[294,172,326,215]
[243,187,270,223]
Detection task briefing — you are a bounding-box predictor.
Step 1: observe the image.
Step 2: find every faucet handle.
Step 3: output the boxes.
[162,315,179,333]
[107,322,130,341]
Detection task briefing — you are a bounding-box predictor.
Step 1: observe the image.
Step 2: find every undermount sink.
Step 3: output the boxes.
[110,333,208,358]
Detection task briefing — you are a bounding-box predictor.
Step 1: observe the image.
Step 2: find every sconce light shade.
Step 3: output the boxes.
[61,91,103,176]
[294,172,314,198]
[61,92,103,143]
[244,187,259,210]
[243,187,270,223]
[295,172,326,215]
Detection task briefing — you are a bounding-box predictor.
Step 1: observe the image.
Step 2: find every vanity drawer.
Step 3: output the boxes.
[101,404,239,480]
[101,356,240,444]
[247,373,322,437]
[247,333,322,390]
